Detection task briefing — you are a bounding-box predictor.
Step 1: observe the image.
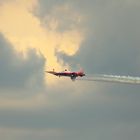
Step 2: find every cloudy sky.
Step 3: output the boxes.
[0,0,140,140]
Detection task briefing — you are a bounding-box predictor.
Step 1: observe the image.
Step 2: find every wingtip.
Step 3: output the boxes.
[45,71,49,73]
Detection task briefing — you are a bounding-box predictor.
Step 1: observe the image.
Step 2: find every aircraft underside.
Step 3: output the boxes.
[57,74,77,81]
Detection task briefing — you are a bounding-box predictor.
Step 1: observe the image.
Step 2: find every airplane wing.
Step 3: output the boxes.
[46,71,56,75]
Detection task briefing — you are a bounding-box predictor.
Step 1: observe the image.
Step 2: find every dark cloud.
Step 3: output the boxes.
[37,0,68,17]
[36,0,84,32]
[35,1,140,140]
[0,33,46,92]
[0,1,139,140]
[0,83,140,140]
[56,0,140,76]
[39,0,140,76]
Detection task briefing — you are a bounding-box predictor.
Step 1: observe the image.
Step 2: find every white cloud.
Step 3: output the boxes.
[0,0,84,81]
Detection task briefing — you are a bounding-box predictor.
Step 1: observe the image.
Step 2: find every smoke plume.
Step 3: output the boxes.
[78,74,140,85]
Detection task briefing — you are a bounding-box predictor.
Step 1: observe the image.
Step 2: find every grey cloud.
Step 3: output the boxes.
[36,1,140,140]
[0,33,46,92]
[0,82,140,140]
[0,84,140,140]
[37,0,68,17]
[36,0,84,32]
[0,1,139,140]
[56,0,140,76]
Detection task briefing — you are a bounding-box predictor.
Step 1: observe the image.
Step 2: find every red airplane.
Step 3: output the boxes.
[46,69,85,81]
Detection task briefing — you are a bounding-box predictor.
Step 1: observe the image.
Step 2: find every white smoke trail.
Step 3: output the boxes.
[77,74,140,84]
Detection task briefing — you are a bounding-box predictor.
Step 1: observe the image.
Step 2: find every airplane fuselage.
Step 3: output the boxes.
[46,70,85,81]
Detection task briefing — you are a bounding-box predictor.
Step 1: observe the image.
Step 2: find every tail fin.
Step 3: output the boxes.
[78,68,85,77]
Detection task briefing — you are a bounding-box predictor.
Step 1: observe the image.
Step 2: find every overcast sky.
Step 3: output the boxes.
[0,0,140,140]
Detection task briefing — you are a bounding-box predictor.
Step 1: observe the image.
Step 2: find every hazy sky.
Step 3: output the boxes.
[0,0,140,140]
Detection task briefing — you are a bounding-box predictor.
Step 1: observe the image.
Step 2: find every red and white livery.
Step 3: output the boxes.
[46,69,85,81]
